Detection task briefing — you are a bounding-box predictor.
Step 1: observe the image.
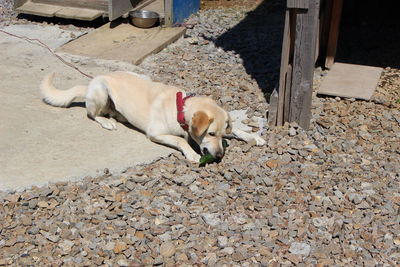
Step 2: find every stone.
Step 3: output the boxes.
[117,259,129,266]
[113,242,128,254]
[172,174,196,186]
[104,242,115,251]
[37,201,49,208]
[58,240,74,254]
[20,215,32,226]
[160,241,176,258]
[221,247,234,255]
[217,236,228,248]
[114,220,127,227]
[289,242,311,256]
[40,231,60,243]
[202,213,221,227]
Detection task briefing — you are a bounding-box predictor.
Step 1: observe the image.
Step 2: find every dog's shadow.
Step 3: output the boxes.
[68,102,86,108]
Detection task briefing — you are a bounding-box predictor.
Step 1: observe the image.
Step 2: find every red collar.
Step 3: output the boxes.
[176,92,192,131]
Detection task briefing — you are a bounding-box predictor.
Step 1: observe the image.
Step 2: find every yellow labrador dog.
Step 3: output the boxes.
[40,71,265,162]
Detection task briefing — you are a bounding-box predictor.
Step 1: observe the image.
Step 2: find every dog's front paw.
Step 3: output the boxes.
[185,152,201,163]
[96,117,117,130]
[253,136,266,146]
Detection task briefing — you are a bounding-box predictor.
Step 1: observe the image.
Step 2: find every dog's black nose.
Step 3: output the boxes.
[203,148,209,155]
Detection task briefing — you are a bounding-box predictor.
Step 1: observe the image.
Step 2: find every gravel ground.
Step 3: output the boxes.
[1,0,400,266]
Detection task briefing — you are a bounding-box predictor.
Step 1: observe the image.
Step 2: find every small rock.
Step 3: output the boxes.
[104,242,115,251]
[289,242,311,256]
[117,259,129,266]
[160,241,176,258]
[172,174,196,186]
[20,216,32,226]
[265,159,279,169]
[222,247,234,255]
[58,240,74,254]
[202,213,221,227]
[113,242,127,254]
[40,230,60,243]
[28,199,38,209]
[217,236,228,248]
[289,127,297,136]
[114,220,127,227]
[37,201,48,208]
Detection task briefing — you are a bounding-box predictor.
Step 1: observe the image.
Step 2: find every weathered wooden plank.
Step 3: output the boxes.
[32,0,108,11]
[56,7,103,20]
[277,9,291,126]
[268,89,279,127]
[58,22,186,65]
[287,0,309,9]
[14,0,28,9]
[289,0,320,129]
[16,2,62,17]
[325,0,343,69]
[318,0,333,64]
[283,64,292,123]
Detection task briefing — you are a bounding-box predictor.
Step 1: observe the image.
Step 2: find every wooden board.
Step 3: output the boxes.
[318,63,382,100]
[56,7,103,20]
[268,89,279,127]
[15,1,62,17]
[16,1,104,20]
[32,0,108,11]
[325,0,343,69]
[58,22,186,65]
[288,0,319,130]
[276,9,291,126]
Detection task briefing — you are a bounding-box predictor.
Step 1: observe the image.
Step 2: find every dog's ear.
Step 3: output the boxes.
[191,111,212,137]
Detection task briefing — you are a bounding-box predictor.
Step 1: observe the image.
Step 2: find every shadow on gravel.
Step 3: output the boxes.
[335,0,400,69]
[212,0,285,96]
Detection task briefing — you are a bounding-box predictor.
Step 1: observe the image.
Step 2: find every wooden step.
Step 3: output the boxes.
[16,1,104,20]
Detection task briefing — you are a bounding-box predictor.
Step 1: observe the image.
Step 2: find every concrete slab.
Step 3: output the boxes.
[318,62,383,100]
[0,24,174,192]
[58,22,186,65]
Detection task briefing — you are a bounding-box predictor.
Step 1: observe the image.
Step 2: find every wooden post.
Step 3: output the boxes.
[273,0,319,129]
[164,0,173,26]
[276,9,291,126]
[289,0,320,129]
[325,0,343,69]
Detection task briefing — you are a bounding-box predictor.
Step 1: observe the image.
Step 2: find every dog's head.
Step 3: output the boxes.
[189,101,232,159]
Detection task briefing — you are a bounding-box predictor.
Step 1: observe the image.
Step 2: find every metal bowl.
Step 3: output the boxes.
[129,10,159,28]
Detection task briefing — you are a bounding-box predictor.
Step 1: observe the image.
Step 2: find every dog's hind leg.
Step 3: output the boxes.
[86,78,117,130]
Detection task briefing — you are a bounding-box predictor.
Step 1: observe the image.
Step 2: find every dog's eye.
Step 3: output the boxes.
[208,132,216,136]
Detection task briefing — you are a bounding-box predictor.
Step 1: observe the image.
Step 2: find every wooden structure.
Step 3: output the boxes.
[269,0,344,130]
[14,0,199,25]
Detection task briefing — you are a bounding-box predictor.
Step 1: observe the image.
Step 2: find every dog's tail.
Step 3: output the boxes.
[40,72,88,107]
